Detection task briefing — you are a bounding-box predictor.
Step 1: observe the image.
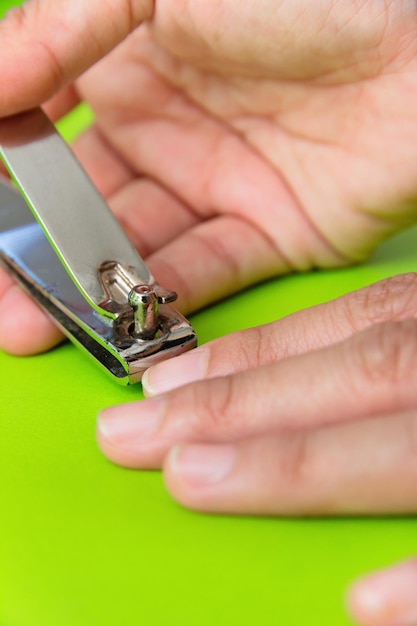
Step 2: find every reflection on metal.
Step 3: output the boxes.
[128,283,178,340]
[0,108,197,384]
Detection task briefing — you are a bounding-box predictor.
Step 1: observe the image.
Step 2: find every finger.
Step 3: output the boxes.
[347,558,417,626]
[0,274,63,355]
[146,214,290,313]
[163,410,417,515]
[142,273,417,396]
[108,179,200,259]
[0,0,153,116]
[97,317,417,469]
[71,126,134,199]
[42,85,81,122]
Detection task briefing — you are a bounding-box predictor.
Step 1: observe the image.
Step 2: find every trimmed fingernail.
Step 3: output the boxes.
[142,347,209,396]
[97,398,164,445]
[168,443,236,486]
[348,560,417,626]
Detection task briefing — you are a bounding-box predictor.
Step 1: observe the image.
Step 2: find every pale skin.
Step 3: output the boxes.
[1,1,417,624]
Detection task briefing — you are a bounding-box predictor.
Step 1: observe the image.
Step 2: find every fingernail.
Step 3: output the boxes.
[168,443,236,486]
[348,560,417,626]
[97,398,164,445]
[142,347,209,396]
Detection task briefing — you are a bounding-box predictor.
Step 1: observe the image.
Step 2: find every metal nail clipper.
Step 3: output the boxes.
[0,108,197,384]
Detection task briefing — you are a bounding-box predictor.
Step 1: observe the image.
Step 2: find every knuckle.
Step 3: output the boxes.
[208,332,256,376]
[278,433,314,492]
[189,376,238,438]
[277,432,336,514]
[349,319,417,387]
[341,274,417,331]
[243,322,308,366]
[224,326,268,371]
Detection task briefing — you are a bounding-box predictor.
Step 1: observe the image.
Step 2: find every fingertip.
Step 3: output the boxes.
[96,398,166,469]
[345,580,385,626]
[345,559,417,626]
[142,347,209,397]
[42,85,81,122]
[163,442,237,512]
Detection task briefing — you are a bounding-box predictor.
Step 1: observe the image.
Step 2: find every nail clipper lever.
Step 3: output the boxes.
[0,108,196,384]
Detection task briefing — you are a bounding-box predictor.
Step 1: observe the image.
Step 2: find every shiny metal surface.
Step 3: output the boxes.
[0,108,151,317]
[0,178,197,383]
[0,109,197,384]
[128,284,177,340]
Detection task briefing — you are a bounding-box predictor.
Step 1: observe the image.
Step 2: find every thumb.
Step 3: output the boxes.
[0,0,153,116]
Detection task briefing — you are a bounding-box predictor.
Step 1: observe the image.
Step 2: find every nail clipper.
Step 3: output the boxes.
[0,108,197,384]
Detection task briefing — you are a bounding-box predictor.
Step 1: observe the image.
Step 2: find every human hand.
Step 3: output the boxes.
[96,273,417,626]
[1,0,417,353]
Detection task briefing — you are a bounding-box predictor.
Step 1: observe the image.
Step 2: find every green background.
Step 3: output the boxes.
[1,2,416,625]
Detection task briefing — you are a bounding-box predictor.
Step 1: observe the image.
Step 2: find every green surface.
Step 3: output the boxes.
[1,2,416,625]
[2,220,417,626]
